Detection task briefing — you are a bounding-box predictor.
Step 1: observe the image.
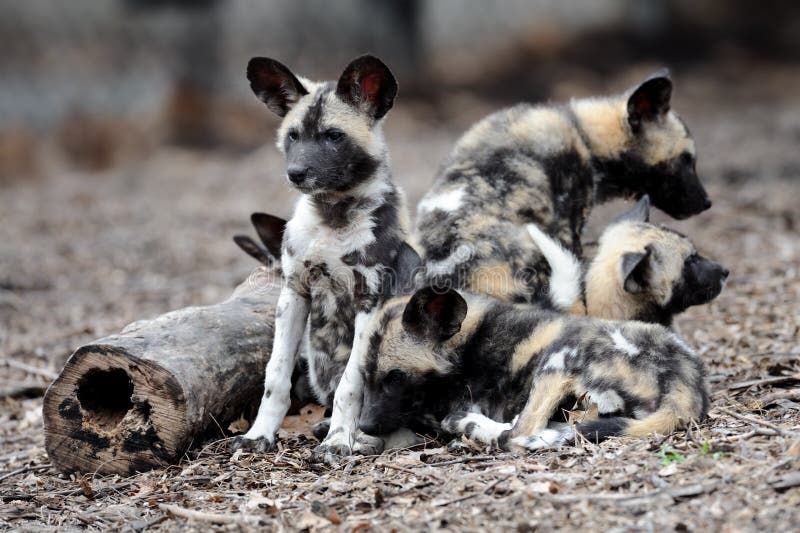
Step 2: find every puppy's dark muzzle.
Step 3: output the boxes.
[287,166,308,185]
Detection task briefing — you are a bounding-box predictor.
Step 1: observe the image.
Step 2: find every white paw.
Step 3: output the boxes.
[353,431,385,456]
[510,427,574,451]
[311,429,354,464]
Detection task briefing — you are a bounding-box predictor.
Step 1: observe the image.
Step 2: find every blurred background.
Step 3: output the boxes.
[1,0,799,369]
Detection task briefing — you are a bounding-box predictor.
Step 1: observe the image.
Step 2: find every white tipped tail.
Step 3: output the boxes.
[526,224,583,310]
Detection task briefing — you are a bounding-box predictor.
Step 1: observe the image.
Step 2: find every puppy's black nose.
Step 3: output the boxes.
[287,166,308,184]
[703,197,712,210]
[721,267,730,279]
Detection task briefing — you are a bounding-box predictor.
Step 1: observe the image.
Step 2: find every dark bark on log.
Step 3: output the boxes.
[43,267,279,475]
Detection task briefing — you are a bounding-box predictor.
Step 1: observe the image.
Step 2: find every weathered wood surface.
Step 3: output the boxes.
[43,267,280,475]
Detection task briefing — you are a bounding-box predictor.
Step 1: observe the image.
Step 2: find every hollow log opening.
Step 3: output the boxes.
[76,368,134,430]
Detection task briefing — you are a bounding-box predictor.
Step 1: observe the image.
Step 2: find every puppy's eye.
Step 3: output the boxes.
[287,130,299,142]
[325,129,344,142]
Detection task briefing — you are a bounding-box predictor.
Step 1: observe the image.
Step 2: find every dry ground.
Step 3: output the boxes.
[1,65,799,531]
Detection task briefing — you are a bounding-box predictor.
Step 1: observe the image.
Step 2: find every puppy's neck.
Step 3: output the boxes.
[567,97,639,202]
[308,170,393,229]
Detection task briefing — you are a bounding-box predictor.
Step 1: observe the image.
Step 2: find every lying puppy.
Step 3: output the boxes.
[527,195,729,325]
[231,55,410,463]
[417,70,711,303]
[357,259,709,449]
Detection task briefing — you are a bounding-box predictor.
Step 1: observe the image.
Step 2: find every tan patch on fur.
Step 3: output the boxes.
[584,221,694,319]
[319,95,382,157]
[447,296,488,347]
[454,118,499,155]
[568,300,587,316]
[274,78,323,152]
[588,356,659,403]
[508,108,574,155]
[569,97,629,159]
[505,160,554,221]
[467,262,515,301]
[513,373,573,437]
[625,409,680,437]
[375,318,453,377]
[511,320,565,373]
[641,112,695,166]
[624,374,704,437]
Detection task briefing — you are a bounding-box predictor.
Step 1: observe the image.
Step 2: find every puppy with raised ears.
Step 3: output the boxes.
[356,250,709,450]
[230,54,411,463]
[527,195,729,325]
[417,70,711,303]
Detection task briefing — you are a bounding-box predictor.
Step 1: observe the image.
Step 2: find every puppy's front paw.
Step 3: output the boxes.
[311,441,353,465]
[230,435,276,454]
[353,431,385,456]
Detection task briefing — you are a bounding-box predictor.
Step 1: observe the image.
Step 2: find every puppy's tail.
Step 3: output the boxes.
[526,224,582,311]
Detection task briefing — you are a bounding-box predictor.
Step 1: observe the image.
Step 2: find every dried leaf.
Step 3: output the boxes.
[227,414,250,435]
[280,404,326,438]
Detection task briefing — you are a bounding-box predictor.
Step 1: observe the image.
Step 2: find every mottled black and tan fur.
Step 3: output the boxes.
[357,276,710,450]
[416,71,711,304]
[232,55,412,463]
[528,195,729,326]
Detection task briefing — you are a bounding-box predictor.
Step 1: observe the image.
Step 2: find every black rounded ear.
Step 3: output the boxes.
[621,245,653,294]
[247,57,308,117]
[233,235,273,265]
[386,242,422,298]
[250,212,287,260]
[402,286,467,341]
[336,55,398,120]
[611,195,651,225]
[627,70,672,132]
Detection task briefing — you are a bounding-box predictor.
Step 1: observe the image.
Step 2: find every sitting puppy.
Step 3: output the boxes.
[357,254,709,450]
[231,55,411,463]
[416,70,711,303]
[527,195,729,325]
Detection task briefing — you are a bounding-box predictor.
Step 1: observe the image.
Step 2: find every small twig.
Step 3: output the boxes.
[715,406,789,436]
[767,472,800,491]
[0,359,58,380]
[158,503,256,525]
[432,475,511,506]
[760,389,800,406]
[122,514,168,532]
[423,455,498,467]
[0,464,51,483]
[548,481,719,504]
[0,382,47,399]
[721,374,800,392]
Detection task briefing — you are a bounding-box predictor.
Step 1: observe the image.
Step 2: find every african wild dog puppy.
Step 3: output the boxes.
[527,195,729,326]
[356,250,709,449]
[417,70,710,303]
[230,55,411,463]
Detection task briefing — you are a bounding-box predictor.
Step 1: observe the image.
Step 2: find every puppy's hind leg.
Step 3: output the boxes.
[507,371,575,451]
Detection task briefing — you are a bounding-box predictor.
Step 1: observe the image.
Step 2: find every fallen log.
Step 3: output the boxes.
[43,266,280,475]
